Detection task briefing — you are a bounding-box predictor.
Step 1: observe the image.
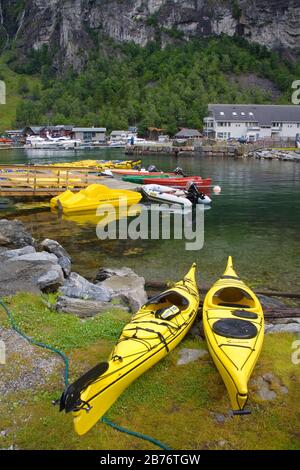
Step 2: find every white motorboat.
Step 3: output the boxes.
[141,184,211,207]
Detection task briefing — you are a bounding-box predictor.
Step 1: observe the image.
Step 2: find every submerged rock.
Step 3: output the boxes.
[96,266,147,313]
[177,348,208,365]
[0,219,34,248]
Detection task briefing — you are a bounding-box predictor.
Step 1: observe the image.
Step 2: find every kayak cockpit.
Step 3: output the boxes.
[145,290,190,317]
[212,287,256,309]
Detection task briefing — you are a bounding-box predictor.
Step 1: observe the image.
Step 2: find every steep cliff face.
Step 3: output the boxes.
[0,0,299,72]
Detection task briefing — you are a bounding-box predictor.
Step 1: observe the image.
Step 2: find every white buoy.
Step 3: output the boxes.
[213,185,221,194]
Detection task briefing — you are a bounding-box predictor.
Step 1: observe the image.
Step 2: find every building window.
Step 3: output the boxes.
[272,122,283,128]
[217,132,224,139]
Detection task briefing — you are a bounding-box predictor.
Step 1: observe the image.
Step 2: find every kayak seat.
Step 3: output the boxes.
[147,291,189,308]
[212,319,257,339]
[232,309,258,320]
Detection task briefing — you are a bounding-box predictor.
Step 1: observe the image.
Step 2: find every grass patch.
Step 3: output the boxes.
[0,292,130,351]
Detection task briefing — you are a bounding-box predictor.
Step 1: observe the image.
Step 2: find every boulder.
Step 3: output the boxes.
[40,239,71,277]
[96,267,147,313]
[0,219,34,248]
[56,296,115,318]
[40,238,71,261]
[265,323,300,334]
[37,265,65,293]
[177,348,208,366]
[0,254,64,296]
[60,272,111,302]
[0,246,36,261]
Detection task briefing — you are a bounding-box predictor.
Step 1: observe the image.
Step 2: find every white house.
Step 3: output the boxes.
[204,104,300,141]
[72,127,107,142]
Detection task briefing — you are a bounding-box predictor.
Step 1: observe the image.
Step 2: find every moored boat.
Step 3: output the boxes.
[50,184,142,214]
[59,263,200,435]
[141,184,211,206]
[203,257,264,414]
[145,177,212,191]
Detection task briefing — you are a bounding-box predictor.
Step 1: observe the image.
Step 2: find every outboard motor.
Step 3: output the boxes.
[186,182,211,205]
[148,165,159,173]
[173,167,186,177]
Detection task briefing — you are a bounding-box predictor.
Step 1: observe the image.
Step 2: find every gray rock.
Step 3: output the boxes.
[37,265,65,293]
[0,252,64,296]
[96,267,147,313]
[250,376,277,401]
[41,238,71,261]
[58,256,72,278]
[250,372,289,401]
[265,323,300,334]
[177,348,208,366]
[0,246,36,261]
[56,296,113,317]
[17,252,58,263]
[0,219,34,248]
[60,272,111,302]
[96,266,134,282]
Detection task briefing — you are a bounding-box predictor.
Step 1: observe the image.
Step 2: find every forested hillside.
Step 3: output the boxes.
[8,37,299,133]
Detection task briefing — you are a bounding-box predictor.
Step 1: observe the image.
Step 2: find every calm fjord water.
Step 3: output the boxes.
[1,148,300,292]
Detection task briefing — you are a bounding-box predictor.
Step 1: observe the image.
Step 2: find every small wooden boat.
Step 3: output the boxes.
[203,257,264,414]
[59,264,200,435]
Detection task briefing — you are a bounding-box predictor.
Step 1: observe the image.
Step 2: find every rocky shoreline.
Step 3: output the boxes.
[249,149,300,162]
[0,218,299,333]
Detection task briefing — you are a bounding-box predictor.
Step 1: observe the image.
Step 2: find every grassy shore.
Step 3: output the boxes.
[0,293,299,450]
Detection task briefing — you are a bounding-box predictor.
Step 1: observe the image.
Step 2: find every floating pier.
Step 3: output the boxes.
[0,164,137,197]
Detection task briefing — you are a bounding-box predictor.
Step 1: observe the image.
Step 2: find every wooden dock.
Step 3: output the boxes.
[0,164,137,197]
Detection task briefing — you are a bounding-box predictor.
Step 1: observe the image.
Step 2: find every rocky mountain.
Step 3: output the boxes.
[0,0,299,72]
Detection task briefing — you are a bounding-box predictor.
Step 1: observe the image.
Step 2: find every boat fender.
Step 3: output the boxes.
[155,305,180,320]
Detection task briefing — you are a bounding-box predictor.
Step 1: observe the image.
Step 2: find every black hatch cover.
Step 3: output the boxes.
[212,319,257,339]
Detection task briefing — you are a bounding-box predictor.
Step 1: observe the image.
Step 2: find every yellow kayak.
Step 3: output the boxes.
[59,264,200,435]
[203,256,264,414]
[50,184,142,214]
[52,159,142,170]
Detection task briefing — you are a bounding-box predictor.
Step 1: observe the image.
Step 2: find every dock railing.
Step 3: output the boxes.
[0,164,106,197]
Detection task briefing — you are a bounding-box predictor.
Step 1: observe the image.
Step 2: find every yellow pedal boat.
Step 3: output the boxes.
[59,263,200,435]
[203,256,264,414]
[50,184,142,214]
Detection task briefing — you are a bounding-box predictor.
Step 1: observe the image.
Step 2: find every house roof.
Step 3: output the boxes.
[174,128,202,138]
[208,104,300,125]
[110,130,127,136]
[73,127,106,132]
[23,126,44,133]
